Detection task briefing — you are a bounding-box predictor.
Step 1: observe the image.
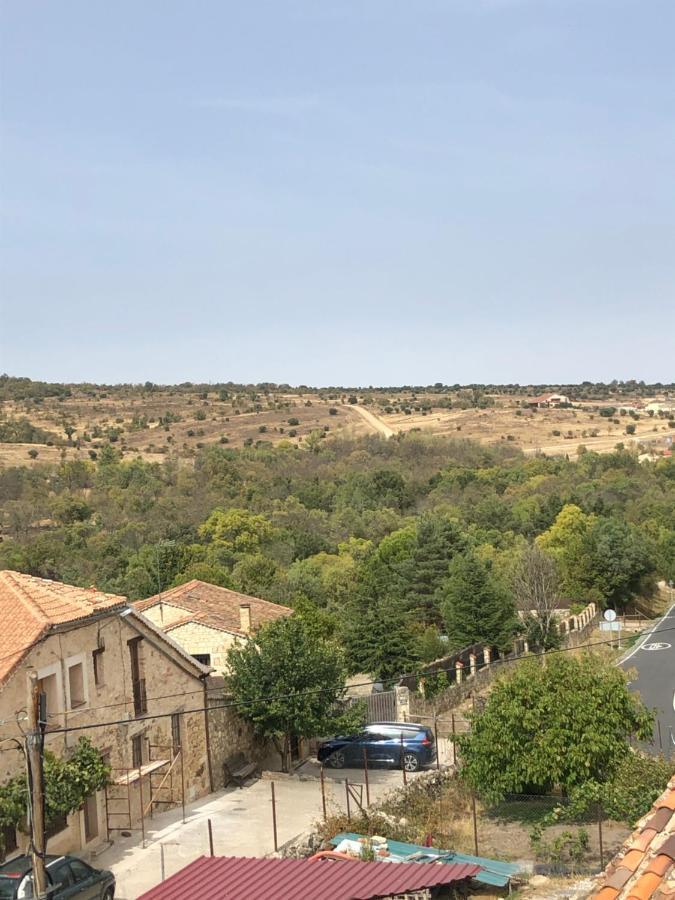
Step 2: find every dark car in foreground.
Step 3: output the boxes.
[318,721,436,772]
[0,855,114,900]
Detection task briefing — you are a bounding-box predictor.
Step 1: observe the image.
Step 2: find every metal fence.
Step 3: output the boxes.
[364,690,397,723]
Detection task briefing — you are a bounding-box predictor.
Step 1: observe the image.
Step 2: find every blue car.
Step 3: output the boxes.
[318,721,436,772]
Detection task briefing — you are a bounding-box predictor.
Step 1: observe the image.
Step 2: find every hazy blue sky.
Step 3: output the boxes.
[1,0,673,386]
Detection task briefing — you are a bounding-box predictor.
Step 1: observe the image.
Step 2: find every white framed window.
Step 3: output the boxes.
[37,661,63,719]
[65,654,89,710]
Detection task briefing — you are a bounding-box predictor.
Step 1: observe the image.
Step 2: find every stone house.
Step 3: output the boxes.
[0,571,258,860]
[134,580,293,674]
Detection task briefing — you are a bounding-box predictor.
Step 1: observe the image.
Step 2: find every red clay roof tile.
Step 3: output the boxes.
[0,570,127,684]
[649,811,673,833]
[660,837,675,862]
[606,868,635,891]
[593,781,675,899]
[626,871,664,900]
[594,888,620,900]
[623,851,648,873]
[647,857,674,878]
[134,580,291,637]
[635,830,661,852]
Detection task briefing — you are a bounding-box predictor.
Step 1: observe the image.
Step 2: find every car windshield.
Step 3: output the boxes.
[0,876,18,900]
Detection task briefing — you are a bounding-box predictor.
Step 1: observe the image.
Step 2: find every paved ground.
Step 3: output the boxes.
[621,603,675,754]
[98,748,452,899]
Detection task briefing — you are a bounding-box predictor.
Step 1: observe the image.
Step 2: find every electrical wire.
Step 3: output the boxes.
[40,619,668,737]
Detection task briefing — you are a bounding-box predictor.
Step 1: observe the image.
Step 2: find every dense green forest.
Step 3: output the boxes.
[1,433,673,680]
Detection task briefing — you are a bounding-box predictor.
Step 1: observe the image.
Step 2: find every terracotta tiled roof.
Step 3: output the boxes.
[134,580,292,637]
[0,570,127,684]
[590,778,675,900]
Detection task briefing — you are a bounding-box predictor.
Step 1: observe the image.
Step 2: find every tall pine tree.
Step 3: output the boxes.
[441,551,516,651]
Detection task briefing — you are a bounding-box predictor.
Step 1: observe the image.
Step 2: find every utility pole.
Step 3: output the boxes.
[26,672,48,899]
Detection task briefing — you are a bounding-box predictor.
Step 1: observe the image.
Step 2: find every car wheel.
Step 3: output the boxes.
[102,889,114,900]
[402,752,420,772]
[329,750,346,769]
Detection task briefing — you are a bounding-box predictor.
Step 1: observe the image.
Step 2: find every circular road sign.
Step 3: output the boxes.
[603,609,617,623]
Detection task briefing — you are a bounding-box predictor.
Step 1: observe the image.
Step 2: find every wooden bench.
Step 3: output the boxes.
[223,753,258,789]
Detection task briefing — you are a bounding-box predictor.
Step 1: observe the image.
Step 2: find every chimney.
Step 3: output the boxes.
[239,603,252,635]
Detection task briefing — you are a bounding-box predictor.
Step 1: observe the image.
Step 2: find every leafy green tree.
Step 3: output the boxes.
[538,504,654,608]
[0,738,109,833]
[458,655,653,804]
[227,617,362,771]
[597,752,673,824]
[290,593,338,641]
[286,551,359,611]
[415,624,448,663]
[537,504,599,601]
[588,517,654,608]
[231,553,281,598]
[199,508,276,555]
[441,552,516,651]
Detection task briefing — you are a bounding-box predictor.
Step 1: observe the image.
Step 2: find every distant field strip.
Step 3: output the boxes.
[348,404,395,438]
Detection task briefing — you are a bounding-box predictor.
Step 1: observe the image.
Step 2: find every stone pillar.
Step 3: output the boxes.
[523,640,529,655]
[483,647,491,667]
[469,653,477,677]
[394,686,410,721]
[455,661,464,684]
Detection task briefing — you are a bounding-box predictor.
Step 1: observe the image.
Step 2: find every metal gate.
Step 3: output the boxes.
[365,690,397,723]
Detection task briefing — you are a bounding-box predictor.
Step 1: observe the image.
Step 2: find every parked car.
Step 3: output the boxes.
[0,855,115,900]
[318,721,436,772]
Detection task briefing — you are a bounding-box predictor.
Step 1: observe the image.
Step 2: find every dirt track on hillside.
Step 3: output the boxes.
[348,404,395,438]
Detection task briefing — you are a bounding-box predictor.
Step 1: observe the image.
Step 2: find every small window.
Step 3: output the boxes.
[171,714,181,752]
[38,673,59,718]
[92,647,105,686]
[131,735,143,769]
[67,663,85,709]
[192,653,211,666]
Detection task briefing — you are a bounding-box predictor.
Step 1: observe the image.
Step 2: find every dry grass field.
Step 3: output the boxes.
[1,386,673,468]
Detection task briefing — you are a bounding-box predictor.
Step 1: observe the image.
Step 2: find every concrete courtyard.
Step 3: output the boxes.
[98,743,453,899]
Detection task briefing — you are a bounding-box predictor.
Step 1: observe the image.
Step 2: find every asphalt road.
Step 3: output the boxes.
[621,603,675,754]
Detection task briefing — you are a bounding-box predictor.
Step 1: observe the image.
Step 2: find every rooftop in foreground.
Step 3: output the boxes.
[136,854,480,900]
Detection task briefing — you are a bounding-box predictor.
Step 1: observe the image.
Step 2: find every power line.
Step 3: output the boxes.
[39,621,665,737]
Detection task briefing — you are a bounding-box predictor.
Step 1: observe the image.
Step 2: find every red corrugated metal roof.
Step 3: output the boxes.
[137,855,481,900]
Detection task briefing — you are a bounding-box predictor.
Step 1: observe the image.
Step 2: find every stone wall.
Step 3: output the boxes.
[408,601,598,717]
[204,678,264,791]
[166,620,241,674]
[0,611,212,857]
